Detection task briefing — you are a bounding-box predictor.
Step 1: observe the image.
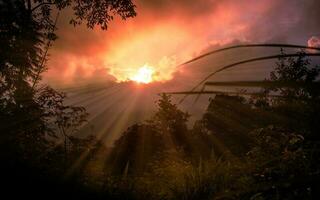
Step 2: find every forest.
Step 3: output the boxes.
[1,0,320,199]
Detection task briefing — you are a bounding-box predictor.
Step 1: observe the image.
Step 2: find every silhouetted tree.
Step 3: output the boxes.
[1,0,136,101]
[264,50,320,139]
[0,0,136,195]
[108,94,192,175]
[150,94,191,152]
[108,124,165,175]
[269,49,320,99]
[37,86,88,166]
[0,0,136,156]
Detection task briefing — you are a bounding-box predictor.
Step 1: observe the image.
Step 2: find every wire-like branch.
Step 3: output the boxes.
[204,81,320,88]
[31,2,55,12]
[176,44,320,68]
[166,90,283,98]
[178,53,320,103]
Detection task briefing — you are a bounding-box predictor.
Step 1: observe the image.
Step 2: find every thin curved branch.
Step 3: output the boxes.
[31,2,55,12]
[203,81,320,88]
[166,91,283,98]
[177,44,320,68]
[179,53,320,103]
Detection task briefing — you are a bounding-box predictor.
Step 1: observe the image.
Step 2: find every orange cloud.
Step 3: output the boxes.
[308,36,320,48]
[44,0,319,85]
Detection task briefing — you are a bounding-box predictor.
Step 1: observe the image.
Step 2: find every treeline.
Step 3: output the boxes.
[102,52,320,199]
[1,46,320,199]
[1,50,320,199]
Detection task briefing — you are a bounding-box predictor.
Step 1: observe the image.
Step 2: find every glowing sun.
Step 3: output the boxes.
[130,65,155,84]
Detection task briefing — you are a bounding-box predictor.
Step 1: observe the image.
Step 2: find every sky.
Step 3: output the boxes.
[44,0,320,86]
[42,0,320,145]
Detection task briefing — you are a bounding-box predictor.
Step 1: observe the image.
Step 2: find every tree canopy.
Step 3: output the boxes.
[0,0,137,186]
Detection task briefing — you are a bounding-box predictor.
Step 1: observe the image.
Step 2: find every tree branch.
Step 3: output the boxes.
[31,2,55,12]
[27,0,32,11]
[32,12,60,89]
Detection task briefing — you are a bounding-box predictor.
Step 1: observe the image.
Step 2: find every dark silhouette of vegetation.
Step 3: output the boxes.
[1,1,320,199]
[176,46,320,104]
[269,49,320,99]
[98,51,320,199]
[107,94,192,176]
[0,0,136,198]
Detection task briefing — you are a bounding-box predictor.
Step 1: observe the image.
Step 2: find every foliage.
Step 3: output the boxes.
[0,0,136,159]
[151,93,190,134]
[150,94,194,154]
[107,123,165,175]
[1,0,136,97]
[29,0,136,30]
[0,1,136,197]
[269,49,320,99]
[101,52,320,199]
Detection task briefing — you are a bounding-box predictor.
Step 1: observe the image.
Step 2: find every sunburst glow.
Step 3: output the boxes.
[130,65,155,84]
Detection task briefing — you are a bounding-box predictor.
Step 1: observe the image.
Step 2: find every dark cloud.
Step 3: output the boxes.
[297,0,320,34]
[247,0,320,43]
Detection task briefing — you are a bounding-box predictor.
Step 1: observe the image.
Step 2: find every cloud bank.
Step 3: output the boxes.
[43,0,320,86]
